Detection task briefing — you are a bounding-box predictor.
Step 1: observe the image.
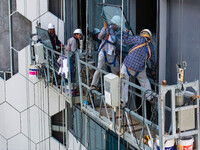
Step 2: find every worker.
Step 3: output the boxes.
[120,28,156,104]
[90,16,121,90]
[87,28,101,57]
[92,28,101,44]
[65,28,83,52]
[48,23,62,52]
[65,28,83,83]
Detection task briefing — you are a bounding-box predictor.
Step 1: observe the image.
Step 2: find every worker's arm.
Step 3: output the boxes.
[55,35,61,46]
[149,43,156,74]
[98,28,107,40]
[98,21,108,40]
[121,30,136,46]
[71,38,77,52]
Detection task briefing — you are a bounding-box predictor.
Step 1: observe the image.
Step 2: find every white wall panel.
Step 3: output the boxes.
[18,45,30,77]
[17,0,48,22]
[0,103,20,139]
[8,134,36,150]
[18,46,39,84]
[36,137,65,150]
[49,87,60,116]
[68,131,87,150]
[35,82,49,114]
[50,137,66,150]
[0,78,5,104]
[21,106,50,143]
[0,135,7,150]
[32,12,64,43]
[60,95,66,111]
[6,74,35,112]
[27,0,37,21]
[16,0,25,17]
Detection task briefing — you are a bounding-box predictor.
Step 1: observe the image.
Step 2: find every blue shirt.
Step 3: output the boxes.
[122,31,156,72]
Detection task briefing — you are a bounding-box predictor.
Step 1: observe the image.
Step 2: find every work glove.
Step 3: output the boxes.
[104,21,108,29]
[125,21,131,30]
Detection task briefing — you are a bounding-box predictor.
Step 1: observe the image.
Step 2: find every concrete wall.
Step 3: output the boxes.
[166,0,200,84]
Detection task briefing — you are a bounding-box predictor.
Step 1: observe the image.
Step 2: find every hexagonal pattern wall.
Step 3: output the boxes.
[6,73,35,112]
[8,133,36,150]
[36,137,65,150]
[32,12,64,43]
[0,78,5,104]
[0,0,87,149]
[16,0,48,22]
[0,135,7,150]
[21,106,50,143]
[12,12,32,51]
[0,103,20,139]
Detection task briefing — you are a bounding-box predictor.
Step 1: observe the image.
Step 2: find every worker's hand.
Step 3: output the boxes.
[104,21,108,29]
[125,21,131,30]
[59,44,65,47]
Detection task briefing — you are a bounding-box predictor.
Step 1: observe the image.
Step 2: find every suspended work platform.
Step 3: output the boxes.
[29,32,199,150]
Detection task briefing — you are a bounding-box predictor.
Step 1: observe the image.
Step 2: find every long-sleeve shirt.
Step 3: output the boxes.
[49,34,61,51]
[98,27,117,55]
[122,31,156,72]
[65,37,77,53]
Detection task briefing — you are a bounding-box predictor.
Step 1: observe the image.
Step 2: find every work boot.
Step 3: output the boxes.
[90,85,96,90]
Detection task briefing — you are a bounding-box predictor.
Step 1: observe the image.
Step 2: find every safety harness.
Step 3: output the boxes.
[98,31,117,67]
[126,38,151,77]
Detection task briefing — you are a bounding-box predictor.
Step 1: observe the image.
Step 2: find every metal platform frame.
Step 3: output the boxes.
[29,34,199,149]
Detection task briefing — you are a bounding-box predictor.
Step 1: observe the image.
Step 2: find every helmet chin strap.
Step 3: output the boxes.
[141,34,151,40]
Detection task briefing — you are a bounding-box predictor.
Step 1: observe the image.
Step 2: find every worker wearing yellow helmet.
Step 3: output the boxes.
[120,28,156,105]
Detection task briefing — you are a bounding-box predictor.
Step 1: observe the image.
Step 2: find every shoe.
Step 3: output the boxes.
[90,85,96,90]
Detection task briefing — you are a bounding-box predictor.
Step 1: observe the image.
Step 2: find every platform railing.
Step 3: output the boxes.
[76,51,161,149]
[29,35,73,106]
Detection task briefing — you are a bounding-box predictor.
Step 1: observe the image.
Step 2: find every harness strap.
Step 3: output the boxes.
[98,33,110,53]
[146,45,151,60]
[126,67,139,77]
[103,50,116,67]
[128,40,151,60]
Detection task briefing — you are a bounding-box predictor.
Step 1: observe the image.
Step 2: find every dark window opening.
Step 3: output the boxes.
[136,0,157,34]
[49,0,64,20]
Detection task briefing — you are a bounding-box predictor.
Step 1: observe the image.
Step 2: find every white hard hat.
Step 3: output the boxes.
[48,23,55,29]
[73,29,83,35]
[111,15,121,27]
[93,28,100,35]
[140,29,152,38]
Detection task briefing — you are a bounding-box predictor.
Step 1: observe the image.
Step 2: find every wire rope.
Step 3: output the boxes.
[118,0,124,149]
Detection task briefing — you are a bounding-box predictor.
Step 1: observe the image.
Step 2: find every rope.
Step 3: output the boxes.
[118,0,124,149]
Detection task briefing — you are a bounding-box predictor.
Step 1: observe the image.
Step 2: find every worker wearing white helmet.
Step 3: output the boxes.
[90,16,121,90]
[47,23,62,51]
[120,28,156,105]
[64,28,83,84]
[65,28,83,52]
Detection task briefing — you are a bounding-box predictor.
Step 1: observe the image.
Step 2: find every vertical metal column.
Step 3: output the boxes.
[65,101,69,149]
[159,87,165,150]
[8,0,14,76]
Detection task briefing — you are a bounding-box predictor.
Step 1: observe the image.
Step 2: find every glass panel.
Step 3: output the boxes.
[36,27,53,49]
[96,4,126,32]
[105,0,127,16]
[96,4,134,54]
